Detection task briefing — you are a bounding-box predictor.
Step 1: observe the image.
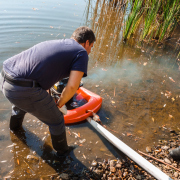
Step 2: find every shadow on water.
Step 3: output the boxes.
[5,121,126,179]
[8,126,91,179]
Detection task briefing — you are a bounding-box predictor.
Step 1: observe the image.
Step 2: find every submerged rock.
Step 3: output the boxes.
[59,173,69,179]
[26,155,39,163]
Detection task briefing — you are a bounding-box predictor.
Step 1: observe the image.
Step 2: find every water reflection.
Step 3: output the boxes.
[84,0,180,151]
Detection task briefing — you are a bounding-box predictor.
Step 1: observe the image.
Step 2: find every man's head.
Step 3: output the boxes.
[71,26,96,55]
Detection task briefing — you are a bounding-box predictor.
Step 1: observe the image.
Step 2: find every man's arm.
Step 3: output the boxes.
[57,70,84,108]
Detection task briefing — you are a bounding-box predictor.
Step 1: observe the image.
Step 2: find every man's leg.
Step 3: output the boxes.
[2,78,71,155]
[10,105,26,130]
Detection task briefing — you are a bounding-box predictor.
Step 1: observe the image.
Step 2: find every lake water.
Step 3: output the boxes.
[0,0,180,179]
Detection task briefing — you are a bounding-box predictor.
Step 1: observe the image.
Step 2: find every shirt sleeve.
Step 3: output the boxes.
[71,51,88,77]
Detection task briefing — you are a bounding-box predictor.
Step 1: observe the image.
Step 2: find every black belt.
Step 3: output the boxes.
[1,69,41,88]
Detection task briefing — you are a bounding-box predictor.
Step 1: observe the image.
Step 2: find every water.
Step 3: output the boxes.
[0,0,180,179]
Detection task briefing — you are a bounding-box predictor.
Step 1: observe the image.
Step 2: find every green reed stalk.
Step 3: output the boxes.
[123,0,180,43]
[123,0,143,41]
[141,0,161,40]
[159,0,180,41]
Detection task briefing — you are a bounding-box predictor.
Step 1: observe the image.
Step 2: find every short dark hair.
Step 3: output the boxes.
[71,26,96,44]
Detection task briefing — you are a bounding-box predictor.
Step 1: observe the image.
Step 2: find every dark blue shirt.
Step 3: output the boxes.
[3,39,88,90]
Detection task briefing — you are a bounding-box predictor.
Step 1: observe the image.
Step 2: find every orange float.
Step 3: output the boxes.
[63,87,102,124]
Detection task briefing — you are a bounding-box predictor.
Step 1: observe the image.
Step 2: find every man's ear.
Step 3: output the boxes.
[84,40,90,48]
[81,42,86,48]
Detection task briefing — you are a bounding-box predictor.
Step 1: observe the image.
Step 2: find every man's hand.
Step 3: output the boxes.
[59,105,67,115]
[57,71,84,108]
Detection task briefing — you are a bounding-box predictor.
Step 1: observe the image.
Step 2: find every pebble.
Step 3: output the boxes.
[164,158,171,164]
[91,160,97,166]
[115,163,122,168]
[110,167,116,172]
[59,173,69,179]
[174,172,179,178]
[9,126,180,180]
[110,160,116,167]
[26,155,39,163]
[161,146,169,150]
[146,146,152,153]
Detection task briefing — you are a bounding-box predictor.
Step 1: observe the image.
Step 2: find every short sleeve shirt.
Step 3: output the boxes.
[3,39,88,90]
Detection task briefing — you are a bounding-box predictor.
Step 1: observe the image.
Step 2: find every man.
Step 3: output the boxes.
[0,26,95,157]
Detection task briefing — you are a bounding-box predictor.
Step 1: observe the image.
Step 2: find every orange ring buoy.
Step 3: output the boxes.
[64,87,102,124]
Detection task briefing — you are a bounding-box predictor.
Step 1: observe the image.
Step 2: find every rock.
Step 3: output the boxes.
[110,167,116,173]
[26,155,39,163]
[146,146,152,153]
[109,160,116,167]
[161,146,169,150]
[164,158,171,164]
[130,165,135,173]
[123,171,128,177]
[115,163,122,169]
[136,174,142,180]
[59,173,69,179]
[174,172,178,178]
[91,160,97,167]
[94,169,103,175]
[103,173,107,179]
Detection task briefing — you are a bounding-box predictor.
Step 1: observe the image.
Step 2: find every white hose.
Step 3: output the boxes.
[87,117,172,180]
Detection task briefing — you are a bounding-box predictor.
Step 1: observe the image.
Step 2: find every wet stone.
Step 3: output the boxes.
[146,146,152,153]
[161,146,169,150]
[115,163,122,169]
[59,173,69,180]
[136,174,142,180]
[123,171,128,177]
[164,158,171,164]
[110,167,116,173]
[91,160,97,167]
[174,172,179,178]
[110,160,116,167]
[94,169,103,175]
[26,155,39,163]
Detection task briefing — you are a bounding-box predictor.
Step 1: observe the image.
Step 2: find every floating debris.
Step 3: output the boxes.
[79,139,86,144]
[1,160,7,163]
[6,143,17,148]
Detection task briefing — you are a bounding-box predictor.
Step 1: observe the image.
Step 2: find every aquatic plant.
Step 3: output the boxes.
[158,0,180,42]
[123,0,143,41]
[123,0,180,42]
[141,0,161,41]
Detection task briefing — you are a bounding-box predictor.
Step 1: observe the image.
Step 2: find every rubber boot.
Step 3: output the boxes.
[51,131,73,158]
[10,115,25,131]
[10,105,26,131]
[169,147,180,160]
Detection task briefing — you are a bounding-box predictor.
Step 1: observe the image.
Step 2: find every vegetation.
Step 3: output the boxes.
[123,0,180,42]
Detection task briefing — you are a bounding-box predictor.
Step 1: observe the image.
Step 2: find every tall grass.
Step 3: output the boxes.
[123,0,143,41]
[158,0,180,41]
[141,0,161,40]
[123,0,180,42]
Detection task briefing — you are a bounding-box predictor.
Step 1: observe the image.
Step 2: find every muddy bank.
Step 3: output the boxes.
[2,124,180,180]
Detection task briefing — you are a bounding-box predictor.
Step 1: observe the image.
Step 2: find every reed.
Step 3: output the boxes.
[141,0,161,41]
[123,0,180,42]
[158,0,180,41]
[123,0,143,41]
